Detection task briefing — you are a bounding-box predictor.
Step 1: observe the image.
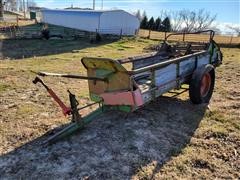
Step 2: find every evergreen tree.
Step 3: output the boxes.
[148,17,155,30]
[135,9,142,21]
[0,0,4,19]
[158,23,165,32]
[162,17,171,32]
[142,11,147,19]
[154,17,161,31]
[140,14,148,29]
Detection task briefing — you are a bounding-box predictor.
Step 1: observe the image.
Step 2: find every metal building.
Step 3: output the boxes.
[41,9,140,36]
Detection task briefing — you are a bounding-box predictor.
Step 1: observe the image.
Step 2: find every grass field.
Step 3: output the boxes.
[0,12,34,28]
[139,29,240,45]
[0,37,239,179]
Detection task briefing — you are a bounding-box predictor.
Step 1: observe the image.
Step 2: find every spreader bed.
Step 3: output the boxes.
[33,30,222,143]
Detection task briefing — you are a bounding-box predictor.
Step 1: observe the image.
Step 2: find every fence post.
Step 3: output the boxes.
[95,28,98,40]
[229,35,233,45]
[120,29,122,39]
[16,15,19,26]
[164,31,167,41]
[148,29,151,39]
[135,29,138,36]
[183,32,185,41]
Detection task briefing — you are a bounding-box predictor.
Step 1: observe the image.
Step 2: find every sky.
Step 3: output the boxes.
[35,0,240,31]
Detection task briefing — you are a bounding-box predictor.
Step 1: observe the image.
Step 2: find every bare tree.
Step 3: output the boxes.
[180,10,197,32]
[194,9,217,31]
[23,0,25,17]
[169,11,184,32]
[210,26,221,35]
[167,9,216,32]
[28,0,36,8]
[16,0,22,11]
[4,0,18,11]
[226,25,240,37]
[0,0,4,20]
[134,9,142,21]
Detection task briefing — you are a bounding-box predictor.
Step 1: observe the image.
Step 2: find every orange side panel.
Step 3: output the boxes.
[100,89,144,106]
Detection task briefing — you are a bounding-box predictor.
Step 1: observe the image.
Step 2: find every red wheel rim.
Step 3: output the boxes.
[200,72,211,97]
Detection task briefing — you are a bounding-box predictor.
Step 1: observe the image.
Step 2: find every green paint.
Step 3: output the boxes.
[208,43,214,63]
[45,104,131,144]
[46,107,103,144]
[208,41,220,64]
[95,69,116,82]
[90,93,102,102]
[104,105,132,113]
[96,69,113,78]
[118,105,132,112]
[30,11,36,19]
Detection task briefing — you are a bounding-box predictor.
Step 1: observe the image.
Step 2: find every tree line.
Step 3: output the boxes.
[135,10,171,32]
[135,9,218,33]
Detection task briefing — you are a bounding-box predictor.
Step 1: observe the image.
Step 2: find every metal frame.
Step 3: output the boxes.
[129,51,207,75]
[165,30,215,42]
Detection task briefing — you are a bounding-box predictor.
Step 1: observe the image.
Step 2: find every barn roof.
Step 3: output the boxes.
[41,9,128,17]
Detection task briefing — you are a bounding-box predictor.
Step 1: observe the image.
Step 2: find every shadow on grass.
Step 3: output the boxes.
[1,38,115,59]
[1,23,119,59]
[0,96,207,179]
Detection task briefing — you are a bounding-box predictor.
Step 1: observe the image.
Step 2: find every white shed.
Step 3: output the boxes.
[41,9,140,36]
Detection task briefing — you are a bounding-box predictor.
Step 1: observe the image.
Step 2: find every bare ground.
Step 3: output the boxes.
[0,39,239,179]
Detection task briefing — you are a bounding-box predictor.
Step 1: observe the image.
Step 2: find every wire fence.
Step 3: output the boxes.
[138,29,240,45]
[1,20,239,45]
[2,16,18,23]
[0,22,125,40]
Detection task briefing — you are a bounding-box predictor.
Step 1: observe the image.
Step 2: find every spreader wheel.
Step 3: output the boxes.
[189,64,215,104]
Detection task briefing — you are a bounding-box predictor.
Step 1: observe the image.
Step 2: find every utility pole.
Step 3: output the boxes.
[23,0,26,19]
[0,0,4,20]
[93,0,95,10]
[101,0,103,10]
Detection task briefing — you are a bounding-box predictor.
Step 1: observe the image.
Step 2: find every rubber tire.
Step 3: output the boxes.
[189,64,215,104]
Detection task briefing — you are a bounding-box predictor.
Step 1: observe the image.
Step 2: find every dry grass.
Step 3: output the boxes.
[0,37,239,179]
[0,12,35,27]
[139,29,240,45]
[0,37,154,148]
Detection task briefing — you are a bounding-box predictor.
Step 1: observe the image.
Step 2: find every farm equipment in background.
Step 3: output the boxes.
[33,30,222,144]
